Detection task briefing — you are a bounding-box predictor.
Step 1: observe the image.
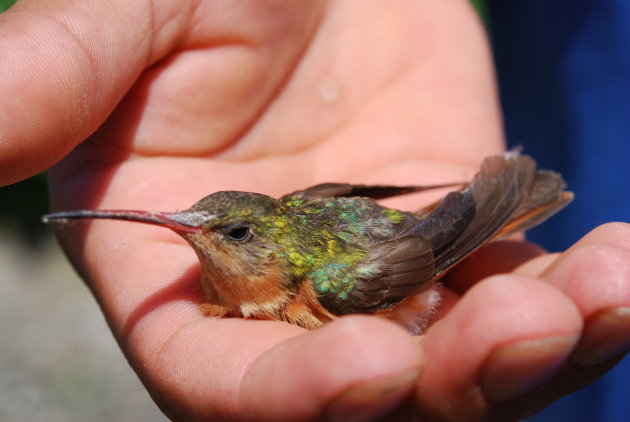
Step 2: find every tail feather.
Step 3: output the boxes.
[405,153,572,278]
[495,170,574,237]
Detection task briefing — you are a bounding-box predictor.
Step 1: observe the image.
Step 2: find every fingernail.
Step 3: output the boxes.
[571,307,630,367]
[480,335,578,402]
[326,370,419,422]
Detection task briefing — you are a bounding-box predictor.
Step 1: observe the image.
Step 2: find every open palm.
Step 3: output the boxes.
[2,1,629,421]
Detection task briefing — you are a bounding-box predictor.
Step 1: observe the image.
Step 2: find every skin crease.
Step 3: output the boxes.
[1,0,629,421]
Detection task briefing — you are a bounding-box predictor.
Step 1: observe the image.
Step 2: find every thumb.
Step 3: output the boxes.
[0,0,190,185]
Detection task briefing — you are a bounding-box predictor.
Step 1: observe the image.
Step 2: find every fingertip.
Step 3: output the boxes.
[479,333,579,402]
[415,275,582,420]
[568,222,630,251]
[543,242,630,318]
[443,274,583,342]
[240,315,421,421]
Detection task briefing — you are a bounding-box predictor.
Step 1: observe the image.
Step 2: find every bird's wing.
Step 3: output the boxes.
[282,182,464,201]
[322,233,439,314]
[312,206,439,315]
[315,153,573,315]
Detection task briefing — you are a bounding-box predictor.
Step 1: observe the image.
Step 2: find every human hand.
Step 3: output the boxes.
[2,0,629,421]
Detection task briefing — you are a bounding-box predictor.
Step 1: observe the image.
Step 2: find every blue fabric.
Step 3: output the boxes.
[489,1,630,420]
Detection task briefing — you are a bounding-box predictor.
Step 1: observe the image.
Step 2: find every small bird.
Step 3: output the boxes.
[43,153,573,333]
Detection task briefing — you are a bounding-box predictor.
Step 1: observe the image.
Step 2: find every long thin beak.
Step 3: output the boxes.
[42,210,202,234]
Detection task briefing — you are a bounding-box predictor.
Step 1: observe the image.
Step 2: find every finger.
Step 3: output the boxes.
[516,221,630,279]
[415,275,582,421]
[525,223,630,406]
[542,223,630,331]
[120,311,421,421]
[130,317,306,422]
[239,316,421,422]
[520,223,630,365]
[0,0,190,185]
[561,221,630,251]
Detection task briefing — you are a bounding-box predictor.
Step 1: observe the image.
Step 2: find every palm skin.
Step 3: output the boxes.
[2,1,629,421]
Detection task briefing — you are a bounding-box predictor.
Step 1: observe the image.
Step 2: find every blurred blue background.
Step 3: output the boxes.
[489,1,630,421]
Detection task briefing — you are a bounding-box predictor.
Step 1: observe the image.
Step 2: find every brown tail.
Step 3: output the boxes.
[406,153,572,277]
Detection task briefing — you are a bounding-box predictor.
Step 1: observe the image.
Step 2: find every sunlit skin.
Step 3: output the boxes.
[2,1,630,421]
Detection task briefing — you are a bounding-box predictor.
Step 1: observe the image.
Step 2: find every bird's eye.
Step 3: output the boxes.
[223,225,252,242]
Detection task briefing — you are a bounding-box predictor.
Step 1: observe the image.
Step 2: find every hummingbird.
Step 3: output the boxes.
[43,153,572,334]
